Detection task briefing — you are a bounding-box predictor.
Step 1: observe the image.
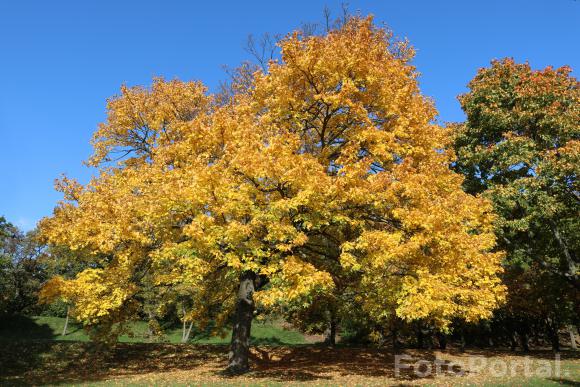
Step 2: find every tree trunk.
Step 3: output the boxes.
[510,332,518,352]
[147,310,155,338]
[182,321,194,343]
[569,325,578,350]
[437,332,447,350]
[324,316,337,347]
[62,305,70,336]
[181,305,187,342]
[551,332,561,352]
[550,221,579,288]
[226,271,256,374]
[392,324,400,350]
[547,319,561,352]
[416,328,424,349]
[425,328,433,350]
[519,331,530,352]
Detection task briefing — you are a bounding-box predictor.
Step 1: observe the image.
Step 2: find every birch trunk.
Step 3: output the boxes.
[62,305,70,336]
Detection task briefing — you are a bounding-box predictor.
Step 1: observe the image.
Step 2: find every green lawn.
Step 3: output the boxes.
[1,340,578,386]
[0,315,308,345]
[1,316,578,386]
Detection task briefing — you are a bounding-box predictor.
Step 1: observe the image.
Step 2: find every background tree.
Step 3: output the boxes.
[0,219,47,316]
[0,217,16,314]
[453,58,579,350]
[39,245,93,335]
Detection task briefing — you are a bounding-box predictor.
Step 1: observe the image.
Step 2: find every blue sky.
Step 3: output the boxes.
[1,0,578,231]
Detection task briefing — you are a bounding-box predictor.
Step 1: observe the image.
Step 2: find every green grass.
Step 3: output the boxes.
[1,316,578,386]
[1,339,578,386]
[0,315,308,345]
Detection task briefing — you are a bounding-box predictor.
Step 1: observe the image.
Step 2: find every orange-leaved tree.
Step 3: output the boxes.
[40,16,505,373]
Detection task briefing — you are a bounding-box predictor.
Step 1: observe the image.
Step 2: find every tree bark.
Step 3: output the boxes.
[181,305,187,342]
[519,331,530,352]
[147,310,155,338]
[551,332,561,352]
[416,327,424,349]
[437,332,447,350]
[547,318,561,352]
[391,324,400,350]
[510,332,518,352]
[568,325,578,350]
[226,271,256,374]
[62,305,69,336]
[324,316,337,347]
[182,321,194,343]
[550,221,579,288]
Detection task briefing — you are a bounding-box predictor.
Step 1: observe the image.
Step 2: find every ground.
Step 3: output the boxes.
[1,317,579,386]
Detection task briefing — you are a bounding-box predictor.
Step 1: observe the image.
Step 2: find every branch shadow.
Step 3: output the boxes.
[244,347,458,383]
[2,338,578,386]
[1,341,227,386]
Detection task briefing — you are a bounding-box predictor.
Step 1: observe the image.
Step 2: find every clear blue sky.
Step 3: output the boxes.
[1,0,578,231]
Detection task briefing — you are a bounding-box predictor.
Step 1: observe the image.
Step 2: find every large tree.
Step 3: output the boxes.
[453,58,579,347]
[40,17,504,373]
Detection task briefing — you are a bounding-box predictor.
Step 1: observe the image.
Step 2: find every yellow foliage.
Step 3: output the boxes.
[40,16,505,331]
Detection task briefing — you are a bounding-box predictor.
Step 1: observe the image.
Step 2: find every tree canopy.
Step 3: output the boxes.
[39,16,505,372]
[453,58,579,348]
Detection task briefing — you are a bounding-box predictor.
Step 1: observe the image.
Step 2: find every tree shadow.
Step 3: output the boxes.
[0,314,57,386]
[184,321,229,344]
[251,336,284,346]
[63,326,82,335]
[547,377,580,386]
[244,347,463,383]
[0,314,55,340]
[446,347,580,361]
[1,342,227,386]
[2,339,577,385]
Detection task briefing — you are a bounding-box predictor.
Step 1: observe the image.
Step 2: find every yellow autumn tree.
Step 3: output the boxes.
[40,16,505,373]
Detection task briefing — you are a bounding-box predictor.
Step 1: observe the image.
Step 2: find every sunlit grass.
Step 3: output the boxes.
[0,315,307,345]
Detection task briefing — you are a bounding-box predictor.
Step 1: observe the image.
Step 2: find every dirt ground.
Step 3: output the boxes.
[1,341,579,386]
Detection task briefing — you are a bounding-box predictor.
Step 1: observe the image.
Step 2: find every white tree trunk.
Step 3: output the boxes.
[181,305,187,342]
[62,305,70,336]
[183,321,194,343]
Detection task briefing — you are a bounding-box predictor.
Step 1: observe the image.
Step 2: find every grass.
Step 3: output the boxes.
[1,341,578,386]
[0,316,579,386]
[0,315,308,345]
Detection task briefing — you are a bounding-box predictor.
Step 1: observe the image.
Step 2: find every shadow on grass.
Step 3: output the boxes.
[0,341,227,386]
[243,347,452,383]
[0,315,57,386]
[64,326,83,335]
[0,340,458,385]
[251,336,285,346]
[1,336,579,385]
[0,314,56,340]
[446,347,580,361]
[547,377,580,386]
